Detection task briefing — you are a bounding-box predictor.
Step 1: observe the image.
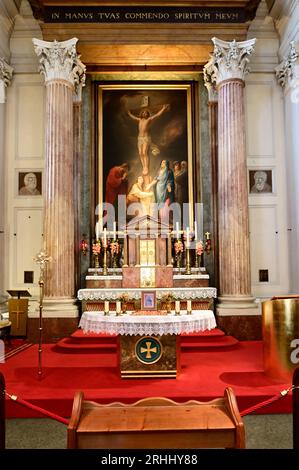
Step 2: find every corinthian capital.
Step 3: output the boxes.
[275,41,299,89]
[208,37,256,85]
[32,38,86,89]
[0,57,13,103]
[203,58,218,102]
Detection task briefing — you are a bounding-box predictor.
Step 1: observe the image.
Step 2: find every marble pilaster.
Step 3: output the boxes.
[33,38,86,315]
[276,42,299,293]
[206,38,258,313]
[73,81,85,292]
[0,58,13,311]
[203,60,219,289]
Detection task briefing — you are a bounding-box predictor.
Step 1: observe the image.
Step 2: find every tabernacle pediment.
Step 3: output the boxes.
[123,214,171,236]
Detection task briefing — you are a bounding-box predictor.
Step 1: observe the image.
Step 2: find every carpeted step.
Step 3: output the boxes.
[71,329,117,340]
[65,328,238,351]
[181,328,225,341]
[54,337,117,352]
[181,335,239,350]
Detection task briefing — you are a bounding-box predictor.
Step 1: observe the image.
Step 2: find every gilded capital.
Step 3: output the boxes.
[276,41,299,89]
[208,37,256,85]
[0,57,13,103]
[32,38,86,89]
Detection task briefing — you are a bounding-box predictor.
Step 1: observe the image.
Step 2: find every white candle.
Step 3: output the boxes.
[113,221,116,240]
[103,227,107,246]
[186,226,190,247]
[116,301,121,314]
[96,222,100,241]
[194,221,198,241]
[187,300,192,313]
[175,300,180,313]
[176,222,179,237]
[104,301,109,313]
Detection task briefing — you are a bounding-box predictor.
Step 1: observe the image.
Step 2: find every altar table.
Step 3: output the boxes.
[79,311,216,378]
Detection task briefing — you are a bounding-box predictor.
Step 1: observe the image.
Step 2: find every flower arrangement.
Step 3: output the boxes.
[205,238,212,255]
[92,241,101,255]
[80,238,88,256]
[110,240,120,255]
[196,240,204,256]
[174,239,184,254]
[160,293,174,313]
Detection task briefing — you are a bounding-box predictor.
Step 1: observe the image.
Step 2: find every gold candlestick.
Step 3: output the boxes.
[185,247,191,275]
[103,245,108,276]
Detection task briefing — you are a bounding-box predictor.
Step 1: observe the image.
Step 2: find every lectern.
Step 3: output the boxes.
[7,290,31,337]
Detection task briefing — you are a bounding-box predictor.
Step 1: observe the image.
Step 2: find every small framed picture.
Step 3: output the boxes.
[249,169,273,194]
[18,171,42,196]
[141,291,156,310]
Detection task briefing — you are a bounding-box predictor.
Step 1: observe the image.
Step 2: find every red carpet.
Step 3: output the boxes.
[55,327,239,351]
[3,339,33,360]
[0,339,292,419]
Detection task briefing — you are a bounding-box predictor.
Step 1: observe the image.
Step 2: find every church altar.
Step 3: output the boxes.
[78,215,217,378]
[79,310,216,336]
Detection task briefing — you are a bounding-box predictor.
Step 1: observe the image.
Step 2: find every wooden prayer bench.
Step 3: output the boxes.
[67,388,245,449]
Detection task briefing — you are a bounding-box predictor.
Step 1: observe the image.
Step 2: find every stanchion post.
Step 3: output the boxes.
[34,250,51,378]
[293,367,299,449]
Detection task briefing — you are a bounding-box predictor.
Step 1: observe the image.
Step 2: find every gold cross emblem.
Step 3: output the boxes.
[140,341,157,359]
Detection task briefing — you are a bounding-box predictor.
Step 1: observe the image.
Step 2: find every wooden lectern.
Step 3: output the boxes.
[7,290,31,337]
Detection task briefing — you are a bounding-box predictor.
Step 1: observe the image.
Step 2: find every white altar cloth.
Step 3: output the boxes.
[79,310,216,336]
[78,287,217,301]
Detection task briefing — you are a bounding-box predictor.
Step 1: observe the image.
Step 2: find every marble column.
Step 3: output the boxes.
[276,42,299,293]
[73,81,85,292]
[0,58,13,312]
[207,38,258,313]
[33,38,86,316]
[203,62,219,289]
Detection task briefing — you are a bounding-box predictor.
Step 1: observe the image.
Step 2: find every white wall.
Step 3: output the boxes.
[2,0,44,313]
[4,74,44,301]
[246,73,290,297]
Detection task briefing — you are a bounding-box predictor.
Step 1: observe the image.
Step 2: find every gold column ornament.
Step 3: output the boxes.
[34,249,51,378]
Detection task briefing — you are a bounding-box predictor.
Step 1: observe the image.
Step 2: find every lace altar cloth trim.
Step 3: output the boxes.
[79,310,216,336]
[78,287,217,301]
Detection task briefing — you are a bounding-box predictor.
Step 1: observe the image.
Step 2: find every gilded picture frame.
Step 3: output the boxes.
[97,83,194,225]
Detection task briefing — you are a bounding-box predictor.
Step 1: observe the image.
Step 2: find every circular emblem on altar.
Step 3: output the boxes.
[135,336,162,365]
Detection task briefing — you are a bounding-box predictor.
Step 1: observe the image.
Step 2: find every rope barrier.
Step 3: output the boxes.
[5,384,299,424]
[240,385,298,417]
[4,391,69,425]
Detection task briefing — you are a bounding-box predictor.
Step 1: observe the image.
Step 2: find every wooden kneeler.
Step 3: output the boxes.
[67,387,245,449]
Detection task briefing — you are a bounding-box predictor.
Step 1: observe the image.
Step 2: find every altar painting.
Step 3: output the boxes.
[98,83,194,224]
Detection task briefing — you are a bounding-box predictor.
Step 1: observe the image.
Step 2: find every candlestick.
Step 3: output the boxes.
[175,300,180,316]
[116,300,121,316]
[96,222,100,241]
[185,246,191,275]
[103,245,108,276]
[104,300,109,315]
[187,300,192,314]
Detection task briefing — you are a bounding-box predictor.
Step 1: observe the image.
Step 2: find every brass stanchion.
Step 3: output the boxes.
[34,250,51,378]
